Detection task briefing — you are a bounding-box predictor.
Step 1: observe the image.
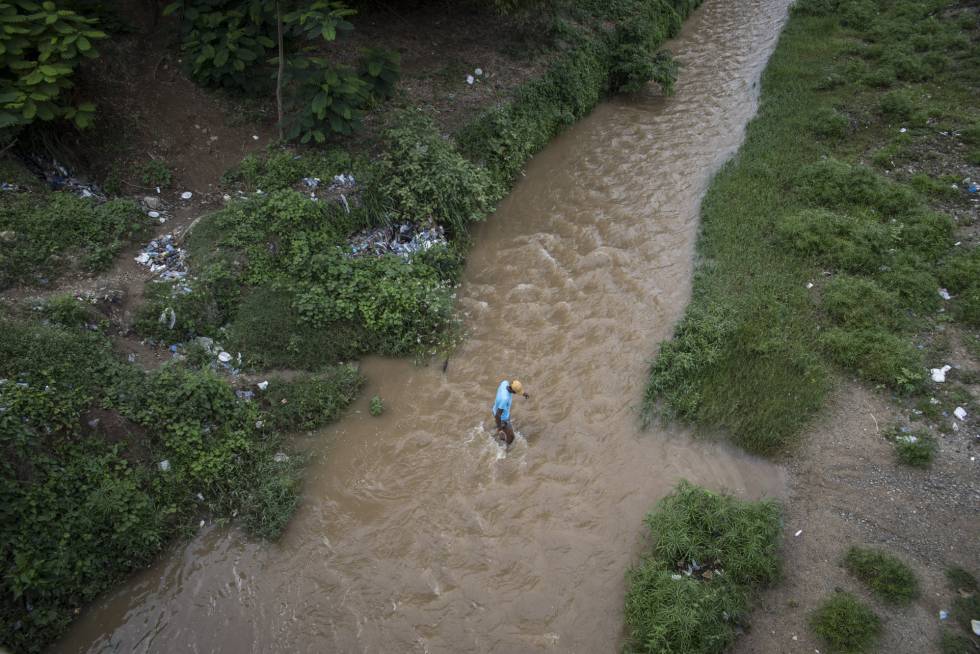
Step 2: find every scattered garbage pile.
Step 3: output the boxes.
[348,222,447,258]
[670,559,725,582]
[301,173,358,213]
[134,234,189,283]
[22,155,106,201]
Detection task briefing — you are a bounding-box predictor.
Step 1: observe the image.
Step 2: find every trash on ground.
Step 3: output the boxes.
[159,307,177,330]
[218,351,232,363]
[930,364,952,383]
[897,434,918,444]
[274,452,289,463]
[806,282,814,289]
[794,529,803,537]
[236,389,254,401]
[348,222,446,258]
[475,68,483,76]
[25,155,106,201]
[158,459,170,472]
[466,74,475,85]
[939,288,952,300]
[940,610,949,620]
[180,191,193,200]
[972,619,980,636]
[134,234,188,281]
[953,406,967,421]
[257,380,269,391]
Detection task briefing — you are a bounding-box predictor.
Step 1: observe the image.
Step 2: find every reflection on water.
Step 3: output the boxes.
[55,0,791,651]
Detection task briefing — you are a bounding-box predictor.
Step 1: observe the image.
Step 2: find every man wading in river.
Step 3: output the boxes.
[491,379,529,446]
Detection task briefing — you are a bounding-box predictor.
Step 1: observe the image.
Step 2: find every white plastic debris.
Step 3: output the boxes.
[466,74,475,85]
[794,529,803,537]
[475,68,483,76]
[180,191,193,200]
[954,406,967,421]
[158,459,171,472]
[273,452,289,463]
[252,135,259,140]
[930,365,952,383]
[939,288,951,300]
[806,282,814,289]
[257,380,269,391]
[670,574,682,580]
[899,127,908,133]
[940,610,949,620]
[217,351,232,363]
[348,222,447,258]
[200,520,205,528]
[196,492,205,501]
[159,307,177,330]
[148,210,161,219]
[971,619,979,636]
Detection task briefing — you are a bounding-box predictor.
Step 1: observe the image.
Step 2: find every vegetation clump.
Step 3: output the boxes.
[623,481,781,654]
[810,591,882,654]
[843,546,919,604]
[891,430,936,467]
[261,367,363,431]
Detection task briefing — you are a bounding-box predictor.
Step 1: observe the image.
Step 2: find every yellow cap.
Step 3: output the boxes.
[510,380,523,394]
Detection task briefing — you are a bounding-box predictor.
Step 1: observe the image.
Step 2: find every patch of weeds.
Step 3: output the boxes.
[133,263,240,342]
[820,327,924,393]
[892,430,936,467]
[947,567,980,636]
[871,133,913,170]
[36,294,97,328]
[223,149,352,193]
[0,190,147,289]
[939,631,977,654]
[821,275,907,330]
[369,395,384,416]
[139,159,173,188]
[843,546,919,604]
[812,106,850,138]
[260,366,363,431]
[798,158,917,218]
[879,89,923,123]
[776,208,891,274]
[623,481,782,654]
[910,173,960,200]
[810,591,882,654]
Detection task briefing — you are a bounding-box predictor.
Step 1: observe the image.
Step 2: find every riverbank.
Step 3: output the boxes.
[643,0,978,650]
[1,0,703,651]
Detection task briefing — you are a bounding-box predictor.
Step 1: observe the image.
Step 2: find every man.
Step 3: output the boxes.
[491,379,529,446]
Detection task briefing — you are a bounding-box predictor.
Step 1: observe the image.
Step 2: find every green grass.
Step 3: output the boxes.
[810,591,882,654]
[892,431,936,467]
[623,481,782,653]
[260,367,364,432]
[947,567,980,637]
[643,0,977,453]
[843,546,919,604]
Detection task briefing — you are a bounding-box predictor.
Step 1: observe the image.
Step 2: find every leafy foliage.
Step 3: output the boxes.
[0,0,105,133]
[284,58,369,141]
[891,431,936,467]
[260,366,363,431]
[358,47,400,102]
[369,395,383,416]
[843,546,919,604]
[624,482,782,654]
[0,188,146,289]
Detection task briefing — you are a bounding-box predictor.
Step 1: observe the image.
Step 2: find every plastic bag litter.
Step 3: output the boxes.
[348,222,446,258]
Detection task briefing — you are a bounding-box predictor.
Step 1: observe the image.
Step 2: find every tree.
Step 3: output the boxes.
[0,1,106,138]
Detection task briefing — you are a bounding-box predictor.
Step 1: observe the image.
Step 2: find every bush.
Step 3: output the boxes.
[810,592,881,654]
[223,149,352,193]
[261,366,363,431]
[940,631,977,654]
[820,327,924,393]
[375,110,497,235]
[623,482,782,654]
[797,159,918,218]
[369,395,384,416]
[139,160,173,188]
[893,432,936,467]
[776,208,892,274]
[843,546,919,604]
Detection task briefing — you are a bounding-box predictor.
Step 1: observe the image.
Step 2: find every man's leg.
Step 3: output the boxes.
[502,422,515,446]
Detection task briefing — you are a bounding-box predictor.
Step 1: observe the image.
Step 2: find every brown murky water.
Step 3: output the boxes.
[55,0,791,651]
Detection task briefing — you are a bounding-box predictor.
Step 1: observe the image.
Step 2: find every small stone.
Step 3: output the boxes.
[180,191,193,200]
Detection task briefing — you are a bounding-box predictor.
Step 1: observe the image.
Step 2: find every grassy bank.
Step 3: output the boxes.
[644,0,979,454]
[624,482,782,653]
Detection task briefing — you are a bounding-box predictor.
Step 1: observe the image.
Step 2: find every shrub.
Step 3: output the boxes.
[133,263,240,342]
[843,546,919,604]
[879,89,917,121]
[940,631,976,654]
[820,327,924,392]
[357,47,400,102]
[284,59,370,141]
[369,395,384,416]
[261,366,363,431]
[623,482,782,654]
[892,432,936,467]
[38,294,97,328]
[375,109,497,235]
[810,592,881,654]
[222,148,352,193]
[940,248,980,295]
[947,567,980,635]
[139,160,173,188]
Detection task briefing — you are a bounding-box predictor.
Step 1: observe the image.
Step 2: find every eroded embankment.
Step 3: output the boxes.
[52,0,794,651]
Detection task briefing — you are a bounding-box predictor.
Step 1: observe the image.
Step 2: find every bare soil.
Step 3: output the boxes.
[734,367,979,653]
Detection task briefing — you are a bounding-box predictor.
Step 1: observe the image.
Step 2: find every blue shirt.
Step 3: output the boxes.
[492,380,513,421]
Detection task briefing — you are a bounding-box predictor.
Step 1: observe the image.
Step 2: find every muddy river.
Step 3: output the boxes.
[55,0,791,651]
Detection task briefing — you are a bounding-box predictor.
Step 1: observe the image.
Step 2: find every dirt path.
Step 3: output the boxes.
[734,374,979,653]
